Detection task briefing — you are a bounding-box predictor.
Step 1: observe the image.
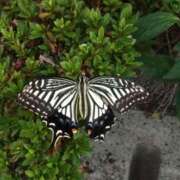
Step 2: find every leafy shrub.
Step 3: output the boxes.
[133,0,180,117]
[0,0,140,179]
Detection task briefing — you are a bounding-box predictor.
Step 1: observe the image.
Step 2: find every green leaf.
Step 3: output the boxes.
[102,13,110,26]
[54,18,65,29]
[163,0,180,13]
[25,170,34,177]
[40,176,45,180]
[17,0,37,18]
[98,26,104,43]
[60,61,71,71]
[135,12,180,41]
[139,54,173,78]
[30,23,44,39]
[164,60,180,80]
[41,0,56,11]
[103,0,122,7]
[120,3,132,19]
[89,32,97,42]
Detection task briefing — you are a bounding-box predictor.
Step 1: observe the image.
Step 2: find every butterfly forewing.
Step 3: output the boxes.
[89,76,149,112]
[18,78,78,148]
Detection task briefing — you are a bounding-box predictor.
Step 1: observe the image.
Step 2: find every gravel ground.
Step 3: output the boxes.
[84,110,180,180]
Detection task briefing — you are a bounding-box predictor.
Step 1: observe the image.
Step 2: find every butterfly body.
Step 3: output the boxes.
[18,75,149,148]
[78,75,88,119]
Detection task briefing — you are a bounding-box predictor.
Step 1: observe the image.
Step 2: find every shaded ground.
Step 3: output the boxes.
[85,110,180,180]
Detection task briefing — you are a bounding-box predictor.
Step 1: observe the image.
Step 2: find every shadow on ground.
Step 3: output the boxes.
[85,110,180,180]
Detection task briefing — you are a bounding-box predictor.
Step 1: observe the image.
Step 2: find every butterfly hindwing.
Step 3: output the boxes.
[86,76,149,140]
[85,88,116,140]
[18,78,78,147]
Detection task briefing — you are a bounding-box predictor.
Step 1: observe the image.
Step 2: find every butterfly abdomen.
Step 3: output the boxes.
[78,75,88,119]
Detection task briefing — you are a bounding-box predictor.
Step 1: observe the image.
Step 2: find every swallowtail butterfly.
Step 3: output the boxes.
[18,74,149,148]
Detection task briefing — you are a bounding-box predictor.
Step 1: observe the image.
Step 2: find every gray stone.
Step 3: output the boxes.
[85,110,180,180]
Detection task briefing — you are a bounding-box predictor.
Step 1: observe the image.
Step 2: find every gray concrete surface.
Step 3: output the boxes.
[85,110,180,180]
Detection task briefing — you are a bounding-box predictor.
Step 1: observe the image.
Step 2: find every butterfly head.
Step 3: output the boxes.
[78,73,88,84]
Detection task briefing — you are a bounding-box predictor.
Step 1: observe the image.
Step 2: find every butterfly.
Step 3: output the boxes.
[18,74,149,148]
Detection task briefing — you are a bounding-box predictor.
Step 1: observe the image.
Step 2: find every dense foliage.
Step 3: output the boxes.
[0,0,140,179]
[0,0,179,179]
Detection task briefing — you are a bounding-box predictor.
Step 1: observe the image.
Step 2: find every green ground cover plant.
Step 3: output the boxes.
[0,0,180,179]
[0,0,141,179]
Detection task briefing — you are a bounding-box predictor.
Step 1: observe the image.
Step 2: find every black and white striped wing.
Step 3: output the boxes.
[18,78,78,148]
[87,76,149,140]
[85,87,115,140]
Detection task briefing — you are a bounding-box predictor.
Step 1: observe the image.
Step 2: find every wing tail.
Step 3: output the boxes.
[45,112,78,149]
